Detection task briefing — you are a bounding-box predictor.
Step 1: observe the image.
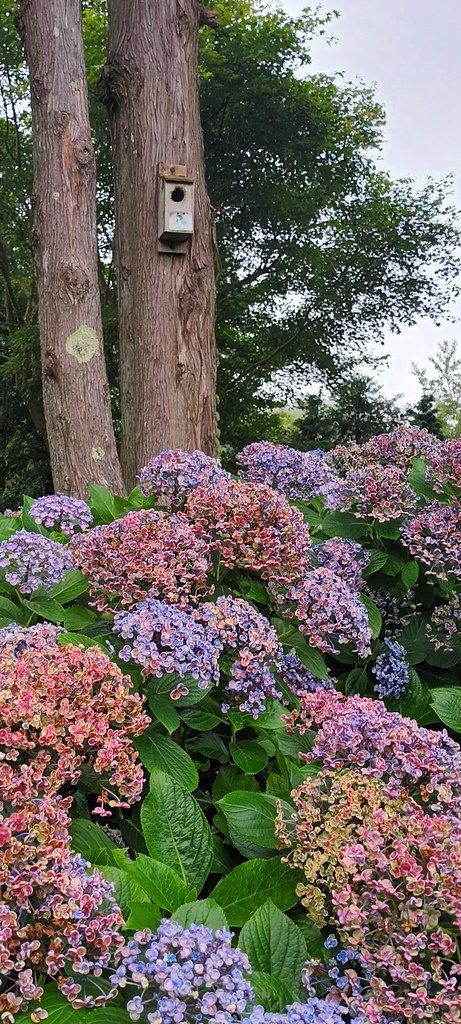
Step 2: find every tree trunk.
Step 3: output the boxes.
[102,0,217,488]
[16,0,125,498]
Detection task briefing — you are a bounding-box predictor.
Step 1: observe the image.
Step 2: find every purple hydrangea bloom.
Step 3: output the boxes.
[138,449,229,505]
[194,596,282,717]
[237,442,346,510]
[0,621,62,652]
[372,638,410,699]
[279,651,335,698]
[113,598,221,695]
[0,530,73,594]
[312,539,369,591]
[247,999,348,1024]
[109,920,253,1024]
[30,493,93,535]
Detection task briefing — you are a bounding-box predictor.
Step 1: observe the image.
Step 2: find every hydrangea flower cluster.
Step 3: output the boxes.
[71,509,213,611]
[311,539,369,591]
[401,499,461,579]
[108,921,253,1024]
[278,652,335,698]
[359,425,438,470]
[427,436,461,493]
[237,442,345,510]
[113,598,221,695]
[194,596,282,716]
[0,627,149,812]
[343,463,417,522]
[247,1000,348,1024]
[277,568,371,657]
[426,596,461,651]
[0,793,123,1022]
[277,768,461,1024]
[29,493,93,535]
[0,620,62,652]
[372,637,410,699]
[0,530,73,593]
[285,689,461,811]
[138,449,230,506]
[184,479,311,584]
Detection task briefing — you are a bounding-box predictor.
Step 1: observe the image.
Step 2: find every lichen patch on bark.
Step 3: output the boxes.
[65,325,99,363]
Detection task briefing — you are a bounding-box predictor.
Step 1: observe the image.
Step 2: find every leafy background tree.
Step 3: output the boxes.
[413,338,461,437]
[294,375,404,450]
[0,0,460,500]
[408,392,445,438]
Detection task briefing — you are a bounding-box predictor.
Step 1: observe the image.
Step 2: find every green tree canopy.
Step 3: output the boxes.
[0,0,460,493]
[295,375,404,450]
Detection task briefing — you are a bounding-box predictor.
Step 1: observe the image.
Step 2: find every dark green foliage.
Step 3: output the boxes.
[295,375,404,450]
[1,0,461,487]
[408,392,446,438]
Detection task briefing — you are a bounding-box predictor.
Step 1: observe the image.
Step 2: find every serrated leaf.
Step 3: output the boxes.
[362,550,389,577]
[24,594,66,624]
[212,765,259,802]
[211,835,236,875]
[112,851,192,911]
[63,605,97,630]
[398,614,430,665]
[172,898,228,930]
[359,594,382,639]
[141,771,213,890]
[88,483,116,524]
[250,972,297,1013]
[282,630,329,679]
[230,740,269,775]
[69,819,119,865]
[49,569,89,602]
[0,595,26,623]
[240,901,307,993]
[321,511,368,539]
[218,791,292,850]
[125,901,161,932]
[97,865,152,919]
[134,728,198,791]
[430,687,461,732]
[276,730,315,757]
[180,700,223,731]
[401,561,420,588]
[210,858,302,926]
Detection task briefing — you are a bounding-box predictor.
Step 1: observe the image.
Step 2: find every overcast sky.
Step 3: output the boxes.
[281,0,461,403]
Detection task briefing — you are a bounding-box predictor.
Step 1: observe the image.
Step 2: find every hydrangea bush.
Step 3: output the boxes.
[1,434,461,1023]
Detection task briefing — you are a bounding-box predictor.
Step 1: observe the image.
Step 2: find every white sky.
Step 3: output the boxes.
[281,0,461,403]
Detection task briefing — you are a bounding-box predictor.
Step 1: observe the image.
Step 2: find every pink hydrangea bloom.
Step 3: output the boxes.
[71,508,214,611]
[0,630,149,813]
[184,478,311,584]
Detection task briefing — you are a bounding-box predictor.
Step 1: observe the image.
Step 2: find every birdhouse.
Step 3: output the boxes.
[158,164,194,252]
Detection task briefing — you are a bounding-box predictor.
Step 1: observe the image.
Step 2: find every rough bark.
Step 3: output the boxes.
[16,0,125,497]
[102,0,218,488]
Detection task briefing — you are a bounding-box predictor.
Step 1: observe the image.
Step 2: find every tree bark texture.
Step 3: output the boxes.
[17,0,125,497]
[104,0,218,488]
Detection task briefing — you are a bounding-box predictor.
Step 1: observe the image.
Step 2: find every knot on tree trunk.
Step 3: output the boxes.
[97,61,143,113]
[199,4,219,28]
[61,264,90,303]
